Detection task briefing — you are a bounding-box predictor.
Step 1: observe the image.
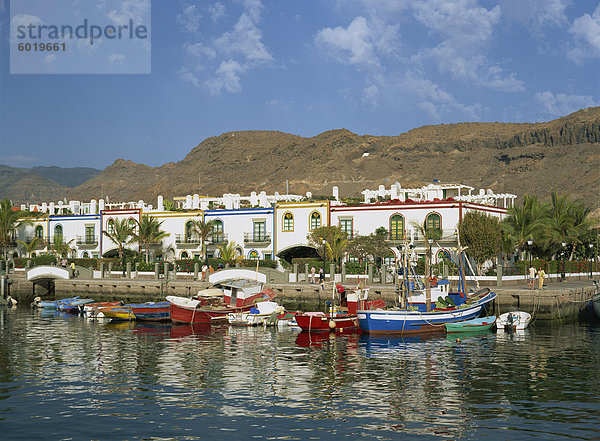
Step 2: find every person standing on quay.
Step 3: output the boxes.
[201,263,208,281]
[538,268,546,289]
[528,265,537,289]
[310,266,316,284]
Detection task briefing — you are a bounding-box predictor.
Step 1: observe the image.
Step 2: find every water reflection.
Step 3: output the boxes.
[0,308,599,440]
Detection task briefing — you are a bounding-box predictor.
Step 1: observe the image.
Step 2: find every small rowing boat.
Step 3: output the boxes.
[445,315,496,333]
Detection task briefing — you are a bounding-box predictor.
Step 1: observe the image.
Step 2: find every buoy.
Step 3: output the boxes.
[456,338,461,343]
[329,320,336,329]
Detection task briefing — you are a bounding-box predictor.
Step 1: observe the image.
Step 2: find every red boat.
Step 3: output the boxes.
[295,285,385,333]
[167,287,277,324]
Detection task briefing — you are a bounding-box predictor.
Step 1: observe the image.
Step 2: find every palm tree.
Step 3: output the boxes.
[17,237,40,258]
[133,215,170,263]
[49,236,75,258]
[568,198,594,260]
[102,218,136,272]
[325,232,349,268]
[502,195,550,258]
[192,219,214,263]
[216,241,242,262]
[0,198,31,259]
[548,192,577,259]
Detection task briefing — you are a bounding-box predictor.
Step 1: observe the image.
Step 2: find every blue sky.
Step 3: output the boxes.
[1,0,599,169]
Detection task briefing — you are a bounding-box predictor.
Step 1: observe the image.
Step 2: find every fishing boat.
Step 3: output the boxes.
[131,302,171,321]
[83,301,121,318]
[497,311,531,331]
[357,238,496,335]
[445,315,496,333]
[99,304,135,321]
[57,298,94,313]
[227,300,284,326]
[295,285,385,332]
[168,278,277,324]
[40,296,80,309]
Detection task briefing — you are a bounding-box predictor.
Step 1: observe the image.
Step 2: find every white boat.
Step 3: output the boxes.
[227,301,285,326]
[497,311,531,331]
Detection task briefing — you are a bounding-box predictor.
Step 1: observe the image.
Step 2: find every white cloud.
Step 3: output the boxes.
[10,14,43,42]
[535,91,598,116]
[214,12,273,62]
[177,0,273,93]
[499,0,569,34]
[411,0,523,91]
[177,4,202,34]
[209,2,225,22]
[44,54,56,65]
[315,16,399,69]
[177,67,200,87]
[108,53,125,65]
[401,71,482,120]
[107,0,150,27]
[568,3,600,62]
[205,59,245,94]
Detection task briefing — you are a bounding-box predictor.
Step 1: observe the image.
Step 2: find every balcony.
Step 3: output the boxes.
[176,233,229,247]
[243,232,271,247]
[175,234,202,247]
[76,236,99,247]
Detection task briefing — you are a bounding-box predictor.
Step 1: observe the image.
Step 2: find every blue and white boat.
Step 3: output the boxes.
[357,289,496,334]
[357,240,496,335]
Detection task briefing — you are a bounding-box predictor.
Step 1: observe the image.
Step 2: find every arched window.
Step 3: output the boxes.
[310,211,321,230]
[185,220,195,241]
[107,219,115,235]
[389,214,404,240]
[180,251,189,259]
[54,225,63,242]
[35,225,43,239]
[128,218,136,233]
[248,250,259,260]
[282,212,294,232]
[82,252,89,258]
[212,220,224,243]
[426,213,442,232]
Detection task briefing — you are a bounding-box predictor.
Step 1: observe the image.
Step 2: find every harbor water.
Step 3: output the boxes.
[0,307,599,440]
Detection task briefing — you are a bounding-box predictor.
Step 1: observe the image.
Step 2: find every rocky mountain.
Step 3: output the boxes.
[4,107,600,207]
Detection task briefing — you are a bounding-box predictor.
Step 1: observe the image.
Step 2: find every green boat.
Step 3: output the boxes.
[445,315,496,333]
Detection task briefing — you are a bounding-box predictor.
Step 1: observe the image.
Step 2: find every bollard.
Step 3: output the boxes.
[134,261,139,279]
[26,260,32,269]
[293,264,299,283]
[172,263,177,280]
[126,262,131,279]
[155,263,160,280]
[164,262,169,280]
[341,263,346,283]
[497,264,503,287]
[194,262,199,280]
[381,264,387,284]
[108,262,113,277]
[100,262,105,279]
[329,263,335,283]
[284,269,290,283]
[368,264,374,284]
[304,263,309,284]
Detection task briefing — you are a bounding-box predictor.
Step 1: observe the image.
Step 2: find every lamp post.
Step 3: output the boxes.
[322,238,326,282]
[561,242,566,282]
[527,239,533,270]
[589,243,594,280]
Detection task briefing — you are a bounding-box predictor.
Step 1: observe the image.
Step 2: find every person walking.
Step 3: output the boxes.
[201,263,208,282]
[319,267,324,290]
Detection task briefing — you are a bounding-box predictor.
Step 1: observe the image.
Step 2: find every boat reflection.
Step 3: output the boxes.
[358,332,445,358]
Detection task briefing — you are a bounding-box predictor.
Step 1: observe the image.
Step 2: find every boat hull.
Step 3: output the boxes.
[445,315,496,333]
[100,306,135,321]
[295,314,358,332]
[170,303,251,324]
[131,302,171,321]
[497,311,531,331]
[357,292,496,335]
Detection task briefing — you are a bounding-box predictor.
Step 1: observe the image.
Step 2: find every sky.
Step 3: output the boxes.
[0,0,599,170]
